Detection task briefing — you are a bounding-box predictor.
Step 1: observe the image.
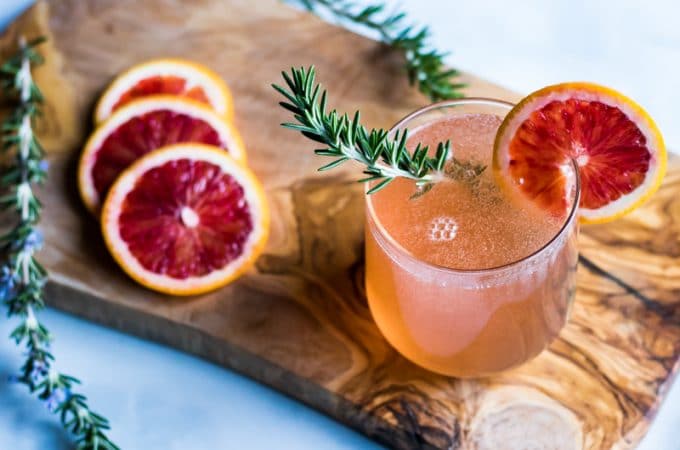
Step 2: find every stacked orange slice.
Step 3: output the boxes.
[79,59,269,296]
[94,58,234,123]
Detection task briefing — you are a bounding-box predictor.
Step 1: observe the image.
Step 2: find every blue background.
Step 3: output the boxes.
[1,1,678,449]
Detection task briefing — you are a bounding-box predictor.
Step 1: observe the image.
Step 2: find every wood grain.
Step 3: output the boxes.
[2,1,679,449]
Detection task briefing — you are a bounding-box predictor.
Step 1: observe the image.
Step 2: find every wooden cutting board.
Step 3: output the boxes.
[2,1,679,449]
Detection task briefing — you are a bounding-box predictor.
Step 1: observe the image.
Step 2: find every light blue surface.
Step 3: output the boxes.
[0,309,381,449]
[1,1,678,449]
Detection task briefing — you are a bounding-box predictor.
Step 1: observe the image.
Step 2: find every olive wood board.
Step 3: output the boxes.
[2,1,679,449]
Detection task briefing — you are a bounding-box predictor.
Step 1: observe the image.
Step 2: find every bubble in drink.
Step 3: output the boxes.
[429,216,458,242]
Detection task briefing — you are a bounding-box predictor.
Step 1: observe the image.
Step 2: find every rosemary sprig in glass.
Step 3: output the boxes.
[290,0,466,101]
[273,66,484,195]
[1,36,119,450]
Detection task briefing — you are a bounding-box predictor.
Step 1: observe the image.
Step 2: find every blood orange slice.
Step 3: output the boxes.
[494,82,666,224]
[101,144,269,296]
[94,58,233,123]
[79,96,247,215]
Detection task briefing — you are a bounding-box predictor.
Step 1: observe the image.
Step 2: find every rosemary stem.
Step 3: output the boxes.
[18,37,32,103]
[1,35,119,450]
[19,116,31,160]
[312,0,393,41]
[275,66,461,193]
[25,304,37,329]
[292,0,465,101]
[21,252,30,284]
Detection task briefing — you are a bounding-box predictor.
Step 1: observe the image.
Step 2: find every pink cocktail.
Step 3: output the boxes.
[365,99,579,377]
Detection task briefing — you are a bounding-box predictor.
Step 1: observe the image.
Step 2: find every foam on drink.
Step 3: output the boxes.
[371,113,564,270]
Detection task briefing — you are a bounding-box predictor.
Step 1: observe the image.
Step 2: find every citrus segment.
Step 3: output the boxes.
[79,96,247,215]
[494,82,666,224]
[101,144,269,296]
[95,58,233,123]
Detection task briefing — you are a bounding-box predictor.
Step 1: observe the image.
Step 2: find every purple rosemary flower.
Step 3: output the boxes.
[38,159,49,172]
[23,229,43,252]
[29,359,48,384]
[45,387,69,412]
[0,265,16,302]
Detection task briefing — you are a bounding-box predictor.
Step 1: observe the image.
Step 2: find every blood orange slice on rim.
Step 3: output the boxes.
[494,82,666,224]
[79,96,247,215]
[94,58,233,123]
[101,144,269,296]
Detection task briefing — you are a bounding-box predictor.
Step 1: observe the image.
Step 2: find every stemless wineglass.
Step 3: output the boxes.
[364,99,580,377]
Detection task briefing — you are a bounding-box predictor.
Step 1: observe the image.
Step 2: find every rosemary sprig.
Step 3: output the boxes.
[274,66,460,194]
[291,0,465,101]
[1,37,119,450]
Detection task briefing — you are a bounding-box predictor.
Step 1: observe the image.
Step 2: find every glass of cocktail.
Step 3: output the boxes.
[365,99,580,377]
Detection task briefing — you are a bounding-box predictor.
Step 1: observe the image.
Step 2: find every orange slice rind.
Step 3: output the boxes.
[101,144,269,296]
[94,58,234,123]
[494,82,666,224]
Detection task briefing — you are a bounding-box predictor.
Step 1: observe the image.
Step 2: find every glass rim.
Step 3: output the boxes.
[365,97,581,276]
